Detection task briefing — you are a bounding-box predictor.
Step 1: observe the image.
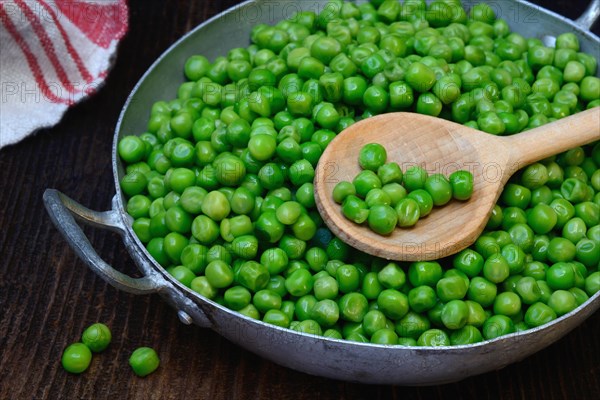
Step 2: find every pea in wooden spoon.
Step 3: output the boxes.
[314,107,600,262]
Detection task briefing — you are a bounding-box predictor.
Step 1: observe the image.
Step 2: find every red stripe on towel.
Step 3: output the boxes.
[38,0,94,83]
[0,4,70,105]
[15,0,78,93]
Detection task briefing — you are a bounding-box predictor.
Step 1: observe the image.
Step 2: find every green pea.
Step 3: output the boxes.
[408,261,443,287]
[252,289,282,313]
[333,181,356,204]
[575,201,599,227]
[169,266,195,287]
[129,347,160,377]
[203,260,233,288]
[362,310,387,336]
[200,190,230,222]
[408,285,437,312]
[121,171,148,197]
[560,178,588,203]
[359,143,387,172]
[415,92,442,116]
[237,261,270,292]
[61,343,92,374]
[523,302,556,328]
[576,238,600,267]
[508,223,535,253]
[287,159,314,186]
[365,188,392,208]
[424,174,453,206]
[406,189,433,218]
[382,183,407,206]
[581,76,600,101]
[441,300,469,330]
[562,217,587,243]
[285,268,313,297]
[546,261,576,290]
[482,315,515,340]
[530,185,554,206]
[313,275,339,300]
[403,165,429,191]
[448,170,474,200]
[493,292,522,317]
[547,290,578,316]
[363,86,390,113]
[223,286,251,310]
[339,292,369,322]
[569,287,590,306]
[353,170,382,198]
[502,208,527,231]
[336,264,361,293]
[375,263,404,290]
[406,62,436,92]
[547,237,576,263]
[436,275,468,302]
[310,299,340,328]
[362,271,384,300]
[452,249,483,278]
[119,136,146,164]
[417,329,450,347]
[502,183,531,209]
[340,195,369,224]
[467,276,497,307]
[261,309,289,328]
[523,260,548,280]
[450,325,483,345]
[377,162,403,185]
[483,253,510,283]
[395,311,431,340]
[486,205,503,229]
[462,301,485,328]
[368,205,398,235]
[254,211,284,243]
[377,289,409,320]
[585,272,600,296]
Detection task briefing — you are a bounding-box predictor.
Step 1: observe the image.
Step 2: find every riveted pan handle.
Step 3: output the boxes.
[43,189,162,294]
[575,0,600,30]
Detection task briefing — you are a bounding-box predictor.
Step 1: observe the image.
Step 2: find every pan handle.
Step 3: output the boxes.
[43,189,162,294]
[576,0,600,30]
[43,189,212,327]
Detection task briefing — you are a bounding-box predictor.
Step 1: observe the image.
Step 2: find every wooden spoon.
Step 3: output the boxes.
[314,107,600,262]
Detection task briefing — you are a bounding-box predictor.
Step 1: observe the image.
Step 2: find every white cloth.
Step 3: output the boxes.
[0,0,128,148]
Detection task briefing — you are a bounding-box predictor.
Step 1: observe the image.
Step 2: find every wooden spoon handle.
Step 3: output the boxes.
[504,107,599,169]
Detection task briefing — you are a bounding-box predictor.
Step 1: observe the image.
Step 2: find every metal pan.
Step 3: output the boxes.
[44,0,600,385]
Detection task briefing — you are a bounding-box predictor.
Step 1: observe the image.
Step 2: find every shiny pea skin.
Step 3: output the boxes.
[359,143,388,171]
[449,170,474,200]
[129,347,160,377]
[417,329,450,347]
[61,343,92,374]
[525,302,557,328]
[441,300,469,330]
[482,315,515,340]
[368,205,398,235]
[424,173,453,206]
[395,198,420,228]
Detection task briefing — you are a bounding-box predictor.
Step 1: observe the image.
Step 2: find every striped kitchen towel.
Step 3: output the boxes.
[0,0,128,148]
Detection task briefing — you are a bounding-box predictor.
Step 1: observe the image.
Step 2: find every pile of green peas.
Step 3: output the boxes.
[61,323,112,374]
[61,323,160,376]
[333,142,474,234]
[117,0,600,346]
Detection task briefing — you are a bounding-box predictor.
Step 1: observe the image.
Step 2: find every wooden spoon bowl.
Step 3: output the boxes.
[314,107,599,261]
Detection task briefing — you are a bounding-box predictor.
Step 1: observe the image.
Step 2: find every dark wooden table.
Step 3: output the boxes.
[1,1,599,398]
